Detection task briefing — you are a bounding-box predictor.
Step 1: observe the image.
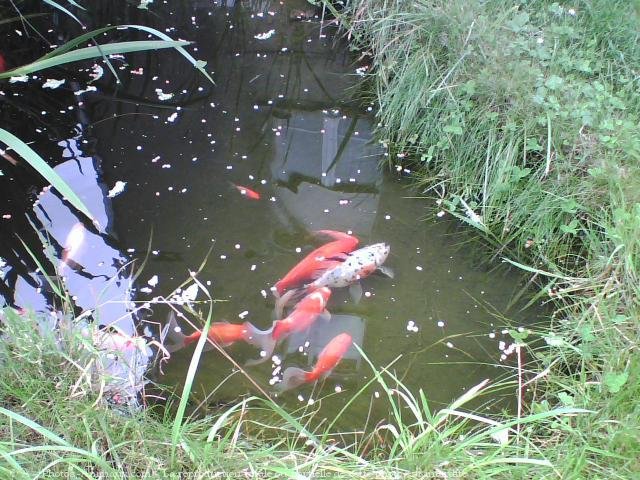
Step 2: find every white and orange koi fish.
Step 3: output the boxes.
[278,243,392,309]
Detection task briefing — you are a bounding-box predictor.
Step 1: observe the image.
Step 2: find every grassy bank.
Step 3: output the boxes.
[1,301,585,479]
[336,0,640,477]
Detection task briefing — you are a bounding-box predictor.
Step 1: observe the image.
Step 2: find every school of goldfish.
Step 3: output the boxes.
[164,229,393,392]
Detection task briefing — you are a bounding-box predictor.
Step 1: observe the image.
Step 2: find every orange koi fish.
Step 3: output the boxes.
[232,183,261,200]
[164,312,266,353]
[273,231,358,314]
[246,287,332,366]
[278,332,353,392]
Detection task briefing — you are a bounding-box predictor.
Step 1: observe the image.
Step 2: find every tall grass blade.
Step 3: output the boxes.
[42,0,83,26]
[170,282,213,466]
[0,24,214,84]
[0,408,70,446]
[1,40,189,78]
[0,128,97,226]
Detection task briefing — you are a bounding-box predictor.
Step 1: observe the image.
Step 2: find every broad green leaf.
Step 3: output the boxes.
[545,75,564,90]
[0,128,97,226]
[443,123,463,135]
[557,392,575,407]
[604,371,628,393]
[560,219,578,234]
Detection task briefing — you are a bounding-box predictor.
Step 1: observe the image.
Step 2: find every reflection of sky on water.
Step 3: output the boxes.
[12,131,138,334]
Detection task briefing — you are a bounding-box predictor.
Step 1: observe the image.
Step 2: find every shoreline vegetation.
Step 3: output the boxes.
[333,0,640,477]
[1,1,639,479]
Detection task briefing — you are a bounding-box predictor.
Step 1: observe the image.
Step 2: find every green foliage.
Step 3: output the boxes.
[333,0,640,477]
[0,307,592,479]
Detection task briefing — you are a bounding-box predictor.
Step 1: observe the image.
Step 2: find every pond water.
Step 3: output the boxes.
[0,0,543,426]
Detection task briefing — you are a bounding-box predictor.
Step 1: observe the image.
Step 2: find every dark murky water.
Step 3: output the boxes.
[0,1,543,425]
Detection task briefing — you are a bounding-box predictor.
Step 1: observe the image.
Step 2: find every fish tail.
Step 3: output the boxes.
[277,367,310,392]
[244,322,277,366]
[162,311,187,353]
[274,288,304,318]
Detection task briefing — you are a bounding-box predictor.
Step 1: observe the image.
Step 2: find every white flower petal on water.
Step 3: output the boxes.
[107,181,127,198]
[9,75,29,83]
[155,88,173,101]
[182,283,199,303]
[147,275,159,287]
[254,29,276,40]
[89,64,104,83]
[74,86,98,96]
[43,79,65,89]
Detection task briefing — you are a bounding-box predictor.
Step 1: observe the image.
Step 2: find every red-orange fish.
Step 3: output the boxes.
[164,312,266,353]
[233,183,261,200]
[274,230,358,297]
[246,287,332,365]
[0,53,6,73]
[278,332,353,392]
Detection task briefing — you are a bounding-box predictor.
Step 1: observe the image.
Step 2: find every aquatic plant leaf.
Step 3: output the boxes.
[0,128,97,226]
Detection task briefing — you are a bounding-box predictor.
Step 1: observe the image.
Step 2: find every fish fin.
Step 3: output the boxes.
[244,323,276,366]
[275,289,300,318]
[163,311,186,353]
[319,309,331,322]
[377,265,395,279]
[309,259,343,280]
[312,230,357,243]
[324,254,348,262]
[277,367,309,392]
[349,282,363,304]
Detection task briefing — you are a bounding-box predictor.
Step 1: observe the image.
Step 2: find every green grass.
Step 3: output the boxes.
[1,303,592,479]
[3,0,640,477]
[332,0,640,477]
